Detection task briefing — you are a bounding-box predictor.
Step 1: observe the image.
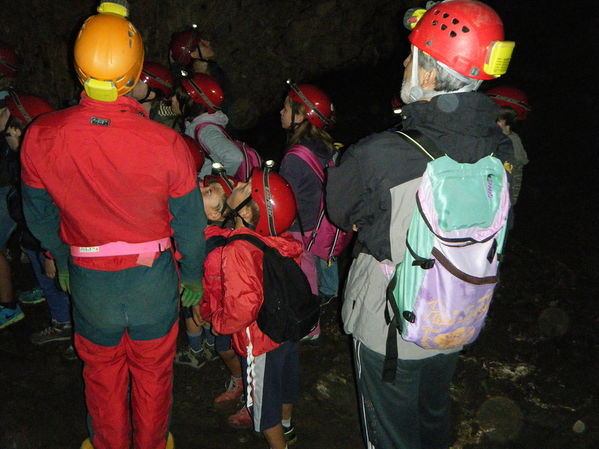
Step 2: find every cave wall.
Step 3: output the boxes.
[2,0,417,129]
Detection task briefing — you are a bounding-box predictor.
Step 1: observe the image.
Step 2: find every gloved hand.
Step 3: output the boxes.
[180,281,203,307]
[58,270,70,294]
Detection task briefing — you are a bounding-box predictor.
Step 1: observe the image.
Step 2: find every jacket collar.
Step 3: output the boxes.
[79,92,149,118]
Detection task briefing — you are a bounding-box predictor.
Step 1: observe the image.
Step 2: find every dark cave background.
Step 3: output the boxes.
[1,1,598,448]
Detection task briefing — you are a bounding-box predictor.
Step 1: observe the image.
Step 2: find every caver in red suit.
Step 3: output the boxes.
[20,8,206,449]
[21,88,206,448]
[21,8,207,448]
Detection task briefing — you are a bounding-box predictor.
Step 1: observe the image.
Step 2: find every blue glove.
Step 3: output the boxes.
[180,281,203,307]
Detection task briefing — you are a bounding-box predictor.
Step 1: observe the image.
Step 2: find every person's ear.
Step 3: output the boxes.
[238,204,254,224]
[421,68,437,91]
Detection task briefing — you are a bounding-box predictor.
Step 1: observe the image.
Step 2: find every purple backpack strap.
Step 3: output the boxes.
[284,145,326,183]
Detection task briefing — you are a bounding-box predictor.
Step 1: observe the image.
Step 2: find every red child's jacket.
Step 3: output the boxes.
[211,227,303,357]
[199,225,232,321]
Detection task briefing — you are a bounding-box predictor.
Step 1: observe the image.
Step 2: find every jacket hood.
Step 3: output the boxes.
[185,110,229,137]
[402,92,504,163]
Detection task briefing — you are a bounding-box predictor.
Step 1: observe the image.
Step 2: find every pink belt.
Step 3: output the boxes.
[71,238,171,267]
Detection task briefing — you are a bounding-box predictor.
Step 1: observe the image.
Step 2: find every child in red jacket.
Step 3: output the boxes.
[175,174,249,412]
[211,167,300,449]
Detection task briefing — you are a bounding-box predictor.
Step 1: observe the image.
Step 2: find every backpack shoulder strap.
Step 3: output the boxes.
[205,234,227,256]
[284,145,325,183]
[227,233,279,255]
[395,129,444,160]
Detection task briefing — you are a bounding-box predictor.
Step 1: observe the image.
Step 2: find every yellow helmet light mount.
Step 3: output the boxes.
[97,0,129,18]
[83,79,118,102]
[483,41,515,78]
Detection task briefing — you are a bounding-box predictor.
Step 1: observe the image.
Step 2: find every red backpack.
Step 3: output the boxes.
[195,123,263,182]
[284,145,353,262]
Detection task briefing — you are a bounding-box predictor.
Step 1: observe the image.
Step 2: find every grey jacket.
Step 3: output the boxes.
[185,111,243,178]
[326,92,515,359]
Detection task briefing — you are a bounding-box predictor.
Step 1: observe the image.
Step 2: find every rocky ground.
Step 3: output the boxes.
[1,201,597,449]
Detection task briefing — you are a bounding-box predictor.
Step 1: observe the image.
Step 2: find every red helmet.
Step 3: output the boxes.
[486,86,530,120]
[139,62,174,99]
[181,134,205,171]
[180,73,223,113]
[5,92,54,125]
[0,41,18,79]
[408,0,513,80]
[203,174,238,196]
[287,82,335,129]
[169,29,201,67]
[250,168,297,236]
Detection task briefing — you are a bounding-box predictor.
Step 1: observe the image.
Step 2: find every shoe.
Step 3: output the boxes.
[300,333,320,342]
[301,321,320,342]
[227,405,253,429]
[319,294,337,307]
[62,344,79,361]
[18,287,45,304]
[283,424,297,445]
[0,303,25,329]
[80,438,94,449]
[166,432,174,449]
[214,376,243,407]
[174,347,206,369]
[203,341,219,361]
[30,320,72,345]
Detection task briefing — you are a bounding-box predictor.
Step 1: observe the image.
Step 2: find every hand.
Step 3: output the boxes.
[44,257,57,279]
[58,271,70,294]
[180,281,203,307]
[191,303,205,327]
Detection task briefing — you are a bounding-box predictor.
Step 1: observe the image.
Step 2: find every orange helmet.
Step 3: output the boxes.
[5,92,54,125]
[74,11,144,101]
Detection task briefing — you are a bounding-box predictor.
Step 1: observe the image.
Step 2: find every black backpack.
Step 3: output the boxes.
[227,234,320,343]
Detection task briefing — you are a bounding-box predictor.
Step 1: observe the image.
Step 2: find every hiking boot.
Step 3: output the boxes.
[18,287,45,304]
[203,341,219,361]
[283,424,297,446]
[80,438,94,449]
[174,347,206,369]
[166,432,175,449]
[214,376,243,407]
[227,405,253,429]
[0,303,24,329]
[301,321,320,342]
[62,344,79,361]
[30,320,72,345]
[319,294,337,307]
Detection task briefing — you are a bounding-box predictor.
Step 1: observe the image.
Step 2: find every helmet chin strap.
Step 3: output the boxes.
[409,48,482,102]
[408,48,424,102]
[231,195,256,230]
